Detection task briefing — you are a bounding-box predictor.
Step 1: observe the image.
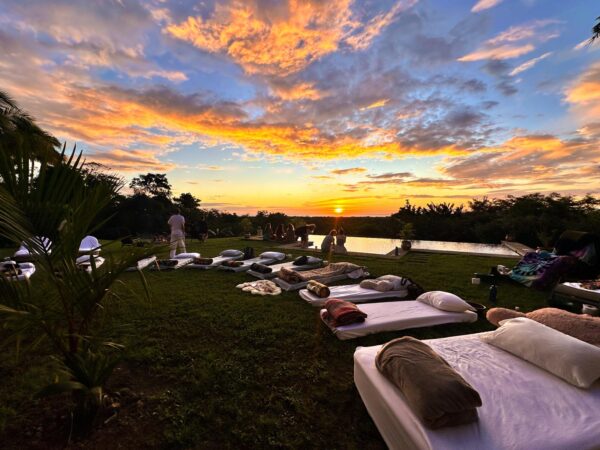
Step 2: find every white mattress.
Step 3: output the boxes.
[555,282,600,303]
[153,257,193,270]
[300,284,407,307]
[354,333,600,450]
[321,301,477,340]
[218,257,280,272]
[186,255,240,270]
[247,260,323,279]
[273,273,353,291]
[173,252,200,259]
[0,262,36,281]
[77,256,106,273]
[125,256,157,272]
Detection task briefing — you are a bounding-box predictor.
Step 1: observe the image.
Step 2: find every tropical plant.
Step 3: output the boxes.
[0,144,155,437]
[0,90,61,164]
[591,16,600,43]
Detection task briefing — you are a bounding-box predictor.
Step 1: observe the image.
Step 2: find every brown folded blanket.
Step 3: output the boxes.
[193,257,213,265]
[376,337,482,429]
[279,262,362,284]
[250,263,272,274]
[222,260,244,267]
[323,298,367,326]
[307,280,330,298]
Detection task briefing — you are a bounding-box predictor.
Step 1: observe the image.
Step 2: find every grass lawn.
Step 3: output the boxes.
[0,237,549,449]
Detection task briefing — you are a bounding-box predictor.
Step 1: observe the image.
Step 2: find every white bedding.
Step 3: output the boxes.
[300,283,406,307]
[322,301,477,340]
[153,257,193,270]
[247,260,324,279]
[555,281,600,303]
[77,255,106,273]
[354,332,600,450]
[0,261,36,281]
[273,273,353,291]
[125,256,157,272]
[218,257,281,272]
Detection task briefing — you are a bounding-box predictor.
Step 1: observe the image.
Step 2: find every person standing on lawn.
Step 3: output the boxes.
[168,208,186,258]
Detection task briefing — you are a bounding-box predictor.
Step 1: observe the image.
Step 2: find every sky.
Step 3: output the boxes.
[1,0,599,216]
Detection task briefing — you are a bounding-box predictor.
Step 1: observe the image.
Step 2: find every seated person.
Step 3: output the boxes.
[335,227,347,254]
[263,223,273,241]
[321,229,336,253]
[274,224,285,241]
[295,224,316,247]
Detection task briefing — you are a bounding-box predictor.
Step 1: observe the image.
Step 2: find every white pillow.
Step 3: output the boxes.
[417,291,476,312]
[259,251,285,260]
[220,249,243,257]
[481,317,600,389]
[377,275,411,291]
[174,252,200,259]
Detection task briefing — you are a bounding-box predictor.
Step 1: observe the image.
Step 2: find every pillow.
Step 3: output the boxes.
[173,252,200,259]
[417,291,476,313]
[260,251,285,260]
[220,249,243,257]
[360,279,394,292]
[305,256,322,264]
[377,275,411,291]
[481,317,600,388]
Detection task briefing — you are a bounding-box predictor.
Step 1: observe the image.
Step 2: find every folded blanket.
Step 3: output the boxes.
[279,262,362,283]
[236,280,282,296]
[193,257,213,265]
[376,337,482,429]
[323,298,367,326]
[307,280,330,298]
[222,260,244,267]
[250,263,272,274]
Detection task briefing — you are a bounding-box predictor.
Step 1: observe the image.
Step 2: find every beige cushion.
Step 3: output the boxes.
[417,291,476,313]
[360,279,394,292]
[377,275,410,291]
[481,317,600,388]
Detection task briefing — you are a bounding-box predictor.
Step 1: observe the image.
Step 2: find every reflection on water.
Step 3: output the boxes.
[310,235,519,257]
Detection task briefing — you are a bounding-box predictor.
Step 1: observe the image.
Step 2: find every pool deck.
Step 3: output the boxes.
[501,241,534,256]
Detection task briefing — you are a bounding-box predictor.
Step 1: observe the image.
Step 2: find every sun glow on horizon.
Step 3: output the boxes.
[334,206,344,214]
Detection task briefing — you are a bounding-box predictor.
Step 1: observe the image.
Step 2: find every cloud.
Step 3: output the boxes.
[330,167,367,175]
[471,0,504,13]
[85,149,176,172]
[367,172,413,179]
[360,99,389,110]
[458,20,559,61]
[509,52,552,76]
[565,62,600,117]
[166,0,416,76]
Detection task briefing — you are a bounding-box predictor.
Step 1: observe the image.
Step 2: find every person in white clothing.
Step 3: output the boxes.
[168,209,186,258]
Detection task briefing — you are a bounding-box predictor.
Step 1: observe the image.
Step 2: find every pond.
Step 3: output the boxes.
[310,235,520,257]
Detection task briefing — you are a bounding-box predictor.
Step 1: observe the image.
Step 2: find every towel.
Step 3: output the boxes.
[323,298,367,326]
[307,280,330,298]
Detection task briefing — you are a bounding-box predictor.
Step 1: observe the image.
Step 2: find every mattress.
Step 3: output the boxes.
[322,301,477,340]
[186,255,240,270]
[153,257,193,270]
[218,257,280,272]
[0,262,36,281]
[77,256,106,273]
[354,333,600,450]
[125,256,157,272]
[300,284,407,307]
[273,273,354,291]
[554,282,600,304]
[247,260,324,279]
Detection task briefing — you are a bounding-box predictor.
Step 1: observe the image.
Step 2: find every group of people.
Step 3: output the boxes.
[320,227,348,254]
[262,223,316,247]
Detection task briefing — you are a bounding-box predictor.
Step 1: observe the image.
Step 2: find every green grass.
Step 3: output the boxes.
[0,238,549,448]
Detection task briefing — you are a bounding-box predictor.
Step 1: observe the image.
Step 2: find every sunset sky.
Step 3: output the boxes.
[1,0,599,216]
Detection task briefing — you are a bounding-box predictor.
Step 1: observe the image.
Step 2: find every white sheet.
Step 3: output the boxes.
[125,256,157,272]
[273,273,354,291]
[153,257,193,270]
[300,283,406,307]
[77,255,106,273]
[321,301,477,340]
[247,260,324,279]
[555,282,600,303]
[218,257,280,272]
[186,255,242,270]
[174,252,200,259]
[354,333,600,450]
[79,235,101,254]
[0,261,36,281]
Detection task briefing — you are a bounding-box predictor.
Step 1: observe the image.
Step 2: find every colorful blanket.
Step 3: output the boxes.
[279,262,363,284]
[322,298,367,326]
[509,251,578,290]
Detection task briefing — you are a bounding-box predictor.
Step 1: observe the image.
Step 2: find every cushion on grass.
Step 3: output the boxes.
[220,249,243,257]
[487,307,600,346]
[481,317,600,388]
[360,279,394,292]
[375,336,482,429]
[293,255,308,265]
[417,291,476,313]
[259,251,285,260]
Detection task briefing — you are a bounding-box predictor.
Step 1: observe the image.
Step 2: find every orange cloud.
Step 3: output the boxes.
[565,62,600,117]
[471,0,503,13]
[85,149,176,172]
[166,0,414,76]
[459,20,559,62]
[360,98,389,110]
[509,52,552,76]
[330,167,367,175]
[270,82,323,101]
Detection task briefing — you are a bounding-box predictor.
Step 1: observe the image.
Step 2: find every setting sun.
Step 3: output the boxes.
[334,207,344,214]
